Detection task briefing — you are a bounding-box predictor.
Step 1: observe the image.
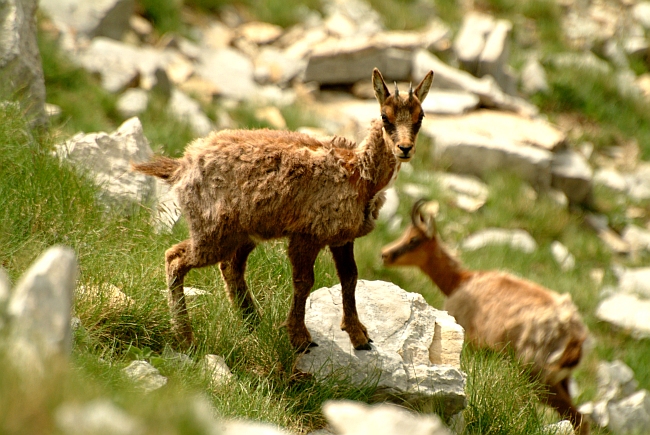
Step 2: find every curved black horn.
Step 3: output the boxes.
[411,199,437,238]
[411,199,428,232]
[394,82,400,98]
[408,82,413,102]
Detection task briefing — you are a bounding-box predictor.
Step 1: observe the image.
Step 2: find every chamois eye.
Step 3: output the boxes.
[407,237,422,248]
[381,114,389,123]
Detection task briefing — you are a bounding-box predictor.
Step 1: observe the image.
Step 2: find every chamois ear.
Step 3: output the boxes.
[413,70,434,104]
[372,68,390,105]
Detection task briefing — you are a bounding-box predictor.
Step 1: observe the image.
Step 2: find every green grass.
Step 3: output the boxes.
[4,1,650,433]
[137,0,184,36]
[534,64,650,159]
[39,30,119,137]
[461,348,547,435]
[182,0,322,28]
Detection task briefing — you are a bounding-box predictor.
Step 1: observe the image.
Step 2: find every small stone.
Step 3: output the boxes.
[55,399,144,435]
[122,360,167,393]
[608,390,650,435]
[202,354,234,386]
[254,106,287,129]
[237,21,283,45]
[541,420,574,435]
[76,283,134,312]
[551,241,576,271]
[461,228,538,253]
[597,360,638,402]
[116,88,149,118]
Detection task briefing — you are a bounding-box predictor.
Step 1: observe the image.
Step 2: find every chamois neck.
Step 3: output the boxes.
[356,120,399,197]
[421,240,469,297]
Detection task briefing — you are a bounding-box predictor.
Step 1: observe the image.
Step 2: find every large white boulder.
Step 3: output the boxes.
[296,280,466,416]
[0,0,46,126]
[422,110,562,189]
[40,0,134,41]
[7,246,77,373]
[54,117,181,231]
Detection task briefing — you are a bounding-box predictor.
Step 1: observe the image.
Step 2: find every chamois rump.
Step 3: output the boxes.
[381,200,590,434]
[132,68,434,351]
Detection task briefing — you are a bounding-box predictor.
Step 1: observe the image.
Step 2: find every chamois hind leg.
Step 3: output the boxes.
[219,238,259,323]
[330,241,372,350]
[283,235,322,351]
[165,236,240,348]
[543,377,589,435]
[165,239,196,348]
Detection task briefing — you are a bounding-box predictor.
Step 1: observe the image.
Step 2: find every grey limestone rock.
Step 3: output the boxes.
[0,0,46,126]
[7,246,77,371]
[296,280,466,416]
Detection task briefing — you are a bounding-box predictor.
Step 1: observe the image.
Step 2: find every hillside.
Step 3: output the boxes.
[2,0,650,434]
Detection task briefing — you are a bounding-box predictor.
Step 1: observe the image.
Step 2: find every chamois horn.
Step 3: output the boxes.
[412,199,437,239]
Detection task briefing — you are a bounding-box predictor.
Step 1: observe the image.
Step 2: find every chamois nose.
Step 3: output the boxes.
[397,145,412,156]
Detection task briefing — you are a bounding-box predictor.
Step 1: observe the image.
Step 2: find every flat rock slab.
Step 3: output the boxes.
[425,109,565,152]
[423,117,554,189]
[297,280,466,416]
[421,90,480,115]
[323,400,452,435]
[305,37,412,84]
[616,267,650,298]
[596,293,650,339]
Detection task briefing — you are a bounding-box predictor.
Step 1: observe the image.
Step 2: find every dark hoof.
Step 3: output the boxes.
[368,338,373,343]
[354,342,372,351]
[296,341,318,354]
[243,313,261,332]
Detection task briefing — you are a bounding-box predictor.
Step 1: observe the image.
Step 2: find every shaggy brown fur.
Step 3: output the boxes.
[133,68,434,351]
[381,200,590,434]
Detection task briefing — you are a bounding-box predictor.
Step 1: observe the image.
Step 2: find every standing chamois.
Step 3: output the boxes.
[381,200,590,434]
[132,68,434,351]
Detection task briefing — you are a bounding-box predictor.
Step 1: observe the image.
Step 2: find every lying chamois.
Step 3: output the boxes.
[381,200,589,434]
[133,68,434,351]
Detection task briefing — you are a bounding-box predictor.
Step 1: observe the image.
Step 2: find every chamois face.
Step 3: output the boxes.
[372,69,434,162]
[381,199,438,267]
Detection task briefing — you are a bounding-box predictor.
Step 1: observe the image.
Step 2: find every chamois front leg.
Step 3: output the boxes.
[283,236,322,351]
[165,240,195,348]
[219,239,259,324]
[544,378,589,435]
[330,241,372,350]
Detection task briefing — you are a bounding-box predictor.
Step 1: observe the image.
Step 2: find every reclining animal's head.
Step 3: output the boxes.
[381,199,439,267]
[372,68,434,163]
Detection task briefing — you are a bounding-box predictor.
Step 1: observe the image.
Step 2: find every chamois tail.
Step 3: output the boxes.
[131,156,180,183]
